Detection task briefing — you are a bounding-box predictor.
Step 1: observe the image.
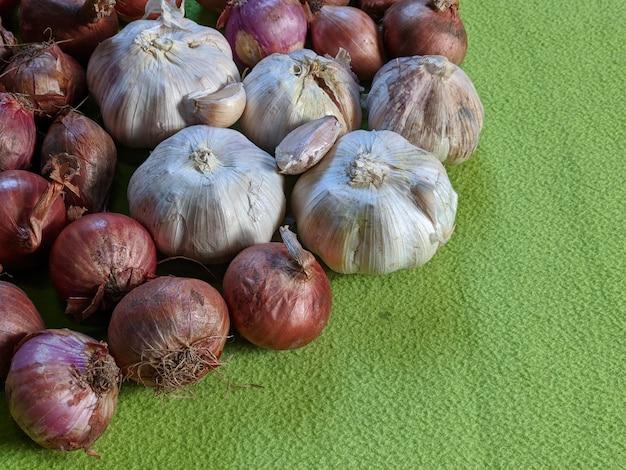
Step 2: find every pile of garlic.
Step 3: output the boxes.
[85,0,484,276]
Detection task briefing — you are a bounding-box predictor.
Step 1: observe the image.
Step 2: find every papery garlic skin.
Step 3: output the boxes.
[87,0,240,149]
[291,129,457,275]
[127,125,286,264]
[240,48,362,153]
[366,55,484,165]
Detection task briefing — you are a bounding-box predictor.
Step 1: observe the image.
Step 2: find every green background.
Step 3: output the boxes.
[1,0,624,468]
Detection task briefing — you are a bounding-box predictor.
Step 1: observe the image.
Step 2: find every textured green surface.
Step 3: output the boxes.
[1,1,625,468]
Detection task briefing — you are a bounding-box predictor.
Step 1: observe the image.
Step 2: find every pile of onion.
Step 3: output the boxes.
[382,0,468,65]
[18,0,120,65]
[48,212,158,322]
[0,93,37,171]
[0,281,46,378]
[107,276,230,393]
[222,226,332,350]
[5,328,121,458]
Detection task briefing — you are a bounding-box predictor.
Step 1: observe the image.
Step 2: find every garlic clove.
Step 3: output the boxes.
[275,115,341,175]
[183,82,247,128]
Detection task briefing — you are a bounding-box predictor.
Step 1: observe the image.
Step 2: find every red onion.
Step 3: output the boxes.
[48,212,158,322]
[40,109,117,216]
[5,328,121,458]
[222,226,332,350]
[107,276,230,393]
[0,281,46,378]
[356,0,401,21]
[217,0,308,69]
[306,2,386,82]
[0,93,37,171]
[0,16,17,61]
[0,167,72,270]
[0,41,87,122]
[18,0,119,65]
[115,0,183,22]
[382,0,468,65]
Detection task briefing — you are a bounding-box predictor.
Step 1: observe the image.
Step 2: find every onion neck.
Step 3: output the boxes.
[191,148,223,174]
[279,225,313,277]
[80,0,116,24]
[348,151,386,187]
[432,0,458,12]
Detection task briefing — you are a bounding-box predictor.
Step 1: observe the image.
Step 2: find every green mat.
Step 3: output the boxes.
[1,1,624,468]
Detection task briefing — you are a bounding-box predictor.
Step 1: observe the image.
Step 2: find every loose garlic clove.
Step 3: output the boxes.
[366,54,484,165]
[291,129,457,275]
[183,82,246,128]
[274,115,341,175]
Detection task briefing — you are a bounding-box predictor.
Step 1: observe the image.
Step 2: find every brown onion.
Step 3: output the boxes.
[0,16,17,61]
[48,212,158,322]
[5,328,120,458]
[0,42,87,122]
[107,276,230,393]
[115,0,183,22]
[19,0,119,65]
[222,226,332,350]
[0,167,72,270]
[0,93,37,171]
[0,281,46,378]
[382,0,467,65]
[307,2,386,81]
[40,109,117,216]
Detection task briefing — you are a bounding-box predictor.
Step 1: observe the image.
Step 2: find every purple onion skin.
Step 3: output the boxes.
[223,0,308,69]
[5,329,120,458]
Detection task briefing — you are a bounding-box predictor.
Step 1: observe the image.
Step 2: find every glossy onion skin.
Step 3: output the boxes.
[0,281,46,378]
[0,170,67,270]
[107,276,230,391]
[5,329,120,456]
[222,242,332,350]
[48,212,158,322]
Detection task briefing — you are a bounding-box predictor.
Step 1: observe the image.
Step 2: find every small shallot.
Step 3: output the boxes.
[0,41,87,122]
[222,226,332,350]
[217,0,308,69]
[0,162,75,270]
[0,92,37,171]
[0,281,46,378]
[107,276,230,393]
[48,212,158,322]
[5,328,121,458]
[40,109,117,216]
[382,0,468,65]
[306,2,386,81]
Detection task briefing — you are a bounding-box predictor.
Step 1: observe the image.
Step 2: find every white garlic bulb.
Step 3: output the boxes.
[239,48,362,153]
[291,129,457,275]
[127,125,286,264]
[366,55,484,165]
[87,0,240,149]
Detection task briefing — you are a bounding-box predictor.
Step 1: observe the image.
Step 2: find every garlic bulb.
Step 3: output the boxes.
[366,55,484,165]
[239,48,362,153]
[127,125,286,264]
[87,0,240,149]
[291,129,457,275]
